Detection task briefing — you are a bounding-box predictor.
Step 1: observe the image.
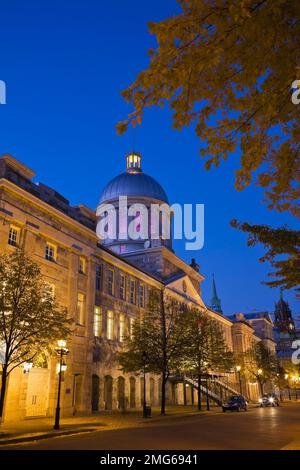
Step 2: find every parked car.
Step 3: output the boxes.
[258,393,280,407]
[222,395,248,412]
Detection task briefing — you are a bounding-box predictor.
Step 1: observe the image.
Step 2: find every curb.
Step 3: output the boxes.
[0,427,99,447]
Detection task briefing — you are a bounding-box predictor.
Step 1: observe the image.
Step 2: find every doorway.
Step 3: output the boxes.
[91,374,100,412]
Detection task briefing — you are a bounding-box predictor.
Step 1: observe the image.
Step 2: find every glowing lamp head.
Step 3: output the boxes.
[57,340,66,349]
[258,369,263,375]
[236,365,241,372]
[23,362,33,373]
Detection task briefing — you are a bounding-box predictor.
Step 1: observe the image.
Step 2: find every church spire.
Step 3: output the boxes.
[210,274,223,314]
[274,289,294,332]
[279,287,283,301]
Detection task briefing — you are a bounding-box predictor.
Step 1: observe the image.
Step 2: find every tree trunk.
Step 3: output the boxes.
[197,374,202,410]
[161,372,166,415]
[0,366,8,420]
[160,289,167,416]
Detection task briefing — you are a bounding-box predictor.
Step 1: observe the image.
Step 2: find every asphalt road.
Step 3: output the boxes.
[4,403,300,450]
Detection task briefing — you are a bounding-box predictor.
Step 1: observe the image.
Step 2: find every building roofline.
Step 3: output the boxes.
[0,178,98,241]
[1,154,36,180]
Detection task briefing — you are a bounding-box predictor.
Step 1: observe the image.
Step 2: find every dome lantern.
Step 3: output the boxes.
[126,151,142,173]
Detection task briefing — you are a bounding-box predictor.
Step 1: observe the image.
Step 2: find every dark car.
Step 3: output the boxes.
[222,395,248,412]
[258,393,280,407]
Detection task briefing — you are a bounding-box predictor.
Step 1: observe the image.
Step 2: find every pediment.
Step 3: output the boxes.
[166,274,205,307]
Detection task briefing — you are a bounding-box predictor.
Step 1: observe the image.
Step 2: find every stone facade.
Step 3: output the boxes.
[0,154,271,422]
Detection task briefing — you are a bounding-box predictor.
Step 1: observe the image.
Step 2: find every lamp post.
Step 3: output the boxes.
[142,351,147,418]
[257,368,263,396]
[54,340,69,430]
[236,365,242,395]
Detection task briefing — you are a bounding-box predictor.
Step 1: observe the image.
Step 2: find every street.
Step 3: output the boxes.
[2,403,300,450]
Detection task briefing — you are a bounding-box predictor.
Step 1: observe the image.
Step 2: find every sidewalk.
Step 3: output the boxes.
[0,405,219,446]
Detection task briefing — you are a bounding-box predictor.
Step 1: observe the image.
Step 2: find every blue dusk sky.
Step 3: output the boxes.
[0,0,298,317]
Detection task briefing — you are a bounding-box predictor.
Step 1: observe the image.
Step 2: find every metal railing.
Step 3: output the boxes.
[214,377,240,396]
[184,376,222,405]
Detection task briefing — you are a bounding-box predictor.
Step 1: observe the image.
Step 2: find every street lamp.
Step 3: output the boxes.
[142,351,147,418]
[23,362,33,374]
[54,339,69,430]
[257,369,263,396]
[236,365,242,395]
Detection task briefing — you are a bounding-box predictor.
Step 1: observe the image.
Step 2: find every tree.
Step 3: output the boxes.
[0,249,71,419]
[244,341,279,395]
[231,221,300,294]
[117,0,300,292]
[117,0,300,217]
[182,309,234,410]
[118,288,188,415]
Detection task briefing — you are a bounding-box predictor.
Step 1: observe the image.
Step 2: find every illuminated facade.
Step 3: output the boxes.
[0,153,262,422]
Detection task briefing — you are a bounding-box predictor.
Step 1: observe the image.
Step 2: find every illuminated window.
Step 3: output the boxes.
[119,313,125,342]
[130,280,136,304]
[79,257,86,274]
[129,317,135,340]
[139,284,145,308]
[119,274,125,300]
[107,269,114,296]
[76,293,85,325]
[94,306,102,337]
[45,242,56,262]
[107,310,114,340]
[8,226,19,247]
[96,265,103,291]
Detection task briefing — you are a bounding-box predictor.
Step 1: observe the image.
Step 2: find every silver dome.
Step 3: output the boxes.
[99,171,169,204]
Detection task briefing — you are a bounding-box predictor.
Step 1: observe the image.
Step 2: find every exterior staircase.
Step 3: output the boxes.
[184,376,222,405]
[174,374,240,406]
[214,377,240,396]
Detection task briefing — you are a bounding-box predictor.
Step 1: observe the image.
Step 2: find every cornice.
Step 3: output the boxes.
[0,178,98,243]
